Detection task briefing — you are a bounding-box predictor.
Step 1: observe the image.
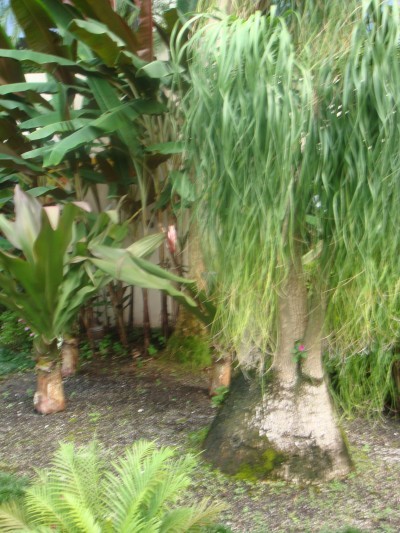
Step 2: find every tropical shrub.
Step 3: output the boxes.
[0,440,224,532]
[0,186,197,413]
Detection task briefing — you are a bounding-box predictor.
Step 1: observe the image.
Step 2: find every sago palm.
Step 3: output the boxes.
[0,440,224,532]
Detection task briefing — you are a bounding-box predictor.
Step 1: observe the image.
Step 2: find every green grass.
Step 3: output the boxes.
[165,334,212,369]
[0,348,35,376]
[325,349,398,418]
[0,471,29,504]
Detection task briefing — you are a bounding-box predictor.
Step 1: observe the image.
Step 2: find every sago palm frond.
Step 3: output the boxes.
[0,441,223,532]
[45,441,103,518]
[0,500,33,532]
[105,442,197,530]
[24,483,71,531]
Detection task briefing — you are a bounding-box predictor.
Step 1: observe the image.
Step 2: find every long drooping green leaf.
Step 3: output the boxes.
[89,256,197,306]
[126,233,165,258]
[178,1,400,356]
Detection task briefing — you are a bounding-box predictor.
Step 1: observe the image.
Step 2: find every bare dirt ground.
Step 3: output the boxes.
[0,356,399,533]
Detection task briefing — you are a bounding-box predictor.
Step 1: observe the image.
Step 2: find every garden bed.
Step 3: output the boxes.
[0,356,399,532]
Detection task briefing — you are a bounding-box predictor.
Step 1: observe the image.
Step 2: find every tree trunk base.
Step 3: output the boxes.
[61,338,79,378]
[203,373,352,483]
[34,363,66,414]
[209,355,232,396]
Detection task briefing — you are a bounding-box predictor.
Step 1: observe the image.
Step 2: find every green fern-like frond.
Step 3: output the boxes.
[105,442,190,530]
[47,441,103,518]
[0,440,223,532]
[144,455,199,521]
[0,500,33,532]
[24,483,70,530]
[60,492,101,533]
[158,498,225,533]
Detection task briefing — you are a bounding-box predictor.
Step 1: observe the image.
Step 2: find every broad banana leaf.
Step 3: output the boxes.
[26,119,92,142]
[0,49,81,68]
[43,100,165,166]
[71,0,140,53]
[0,28,25,84]
[68,19,134,68]
[10,0,66,55]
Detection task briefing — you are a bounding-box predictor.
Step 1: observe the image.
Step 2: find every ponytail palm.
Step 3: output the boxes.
[178,0,400,481]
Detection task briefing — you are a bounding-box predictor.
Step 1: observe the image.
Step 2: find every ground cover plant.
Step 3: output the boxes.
[0,309,34,376]
[0,472,29,506]
[0,439,224,532]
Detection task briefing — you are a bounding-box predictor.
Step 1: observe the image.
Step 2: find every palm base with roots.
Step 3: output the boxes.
[61,337,79,378]
[203,372,351,483]
[209,354,232,396]
[34,361,65,415]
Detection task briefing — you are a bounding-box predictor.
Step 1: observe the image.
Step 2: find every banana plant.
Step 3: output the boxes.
[0,186,198,414]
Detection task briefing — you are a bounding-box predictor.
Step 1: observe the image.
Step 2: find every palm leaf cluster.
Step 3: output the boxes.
[0,440,223,532]
[178,0,400,361]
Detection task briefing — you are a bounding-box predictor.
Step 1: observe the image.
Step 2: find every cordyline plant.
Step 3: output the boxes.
[175,0,400,482]
[0,186,198,414]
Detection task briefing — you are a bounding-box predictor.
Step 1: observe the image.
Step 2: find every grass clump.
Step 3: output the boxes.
[325,348,399,417]
[166,333,212,369]
[0,310,33,353]
[0,310,34,376]
[0,349,35,376]
[0,472,29,505]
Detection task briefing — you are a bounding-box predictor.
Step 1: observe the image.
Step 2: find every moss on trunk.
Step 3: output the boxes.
[203,372,352,483]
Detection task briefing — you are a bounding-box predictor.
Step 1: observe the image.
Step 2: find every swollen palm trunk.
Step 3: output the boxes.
[61,337,79,378]
[204,266,352,482]
[34,339,65,415]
